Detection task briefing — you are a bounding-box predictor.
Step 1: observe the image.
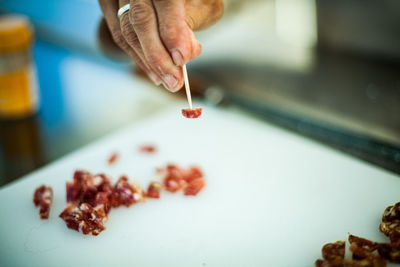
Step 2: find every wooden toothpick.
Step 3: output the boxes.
[182,64,193,109]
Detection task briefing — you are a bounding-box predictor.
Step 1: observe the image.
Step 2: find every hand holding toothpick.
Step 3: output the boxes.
[181,64,202,119]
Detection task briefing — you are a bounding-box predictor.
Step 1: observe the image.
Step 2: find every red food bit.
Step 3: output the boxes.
[378,242,400,263]
[66,182,78,203]
[113,176,144,207]
[164,177,185,193]
[349,235,378,259]
[320,241,345,264]
[59,203,107,236]
[182,108,202,119]
[315,241,345,267]
[59,165,205,236]
[66,171,113,209]
[33,185,53,219]
[145,182,161,199]
[107,152,119,165]
[65,171,117,216]
[158,164,205,194]
[160,165,186,193]
[95,192,112,214]
[380,202,400,244]
[183,166,203,183]
[66,170,90,202]
[140,145,156,154]
[345,255,387,267]
[315,238,387,267]
[184,179,205,196]
[377,202,400,263]
[315,202,400,266]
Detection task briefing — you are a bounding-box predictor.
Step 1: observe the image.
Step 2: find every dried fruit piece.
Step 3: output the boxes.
[379,202,400,244]
[164,177,185,193]
[377,242,400,263]
[95,191,112,214]
[33,185,53,219]
[315,202,400,266]
[146,182,161,199]
[158,164,206,194]
[66,171,113,211]
[344,255,386,267]
[315,238,387,267]
[382,203,400,222]
[160,164,186,193]
[113,176,144,207]
[59,203,107,236]
[183,166,203,183]
[184,179,205,196]
[66,170,90,202]
[108,152,119,165]
[139,145,156,154]
[316,241,345,267]
[349,235,378,259]
[182,108,202,118]
[59,165,205,236]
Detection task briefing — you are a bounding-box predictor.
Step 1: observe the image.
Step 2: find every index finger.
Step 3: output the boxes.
[152,0,198,66]
[130,0,183,92]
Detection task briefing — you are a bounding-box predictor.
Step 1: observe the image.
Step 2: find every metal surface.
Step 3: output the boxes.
[191,50,400,174]
[317,0,400,61]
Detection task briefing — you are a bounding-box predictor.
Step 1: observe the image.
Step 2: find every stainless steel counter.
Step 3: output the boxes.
[190,50,400,173]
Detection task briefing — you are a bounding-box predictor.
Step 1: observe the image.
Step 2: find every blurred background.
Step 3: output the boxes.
[0,0,399,186]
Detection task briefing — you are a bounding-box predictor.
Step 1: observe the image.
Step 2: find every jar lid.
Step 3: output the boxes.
[0,15,33,53]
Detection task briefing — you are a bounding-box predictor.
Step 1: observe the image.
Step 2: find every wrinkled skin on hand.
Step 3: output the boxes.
[98,0,223,92]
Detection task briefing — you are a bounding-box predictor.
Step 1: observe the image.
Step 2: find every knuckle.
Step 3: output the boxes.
[120,15,131,32]
[119,18,141,49]
[146,51,171,71]
[126,34,140,48]
[120,20,137,44]
[131,1,153,30]
[111,31,125,47]
[146,53,162,67]
[120,26,130,39]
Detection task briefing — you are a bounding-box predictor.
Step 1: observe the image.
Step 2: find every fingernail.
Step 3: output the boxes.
[148,72,161,86]
[170,49,184,66]
[162,74,179,91]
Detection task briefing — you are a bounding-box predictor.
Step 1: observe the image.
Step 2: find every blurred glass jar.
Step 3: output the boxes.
[0,15,39,119]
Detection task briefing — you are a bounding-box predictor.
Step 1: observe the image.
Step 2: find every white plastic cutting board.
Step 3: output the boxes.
[0,105,399,267]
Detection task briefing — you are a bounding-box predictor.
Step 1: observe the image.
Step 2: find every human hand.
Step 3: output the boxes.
[98,0,224,92]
